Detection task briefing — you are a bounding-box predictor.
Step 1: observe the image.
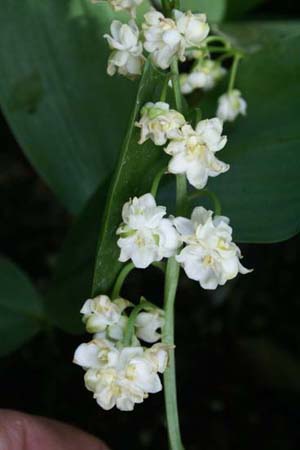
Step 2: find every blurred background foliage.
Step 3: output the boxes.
[0,0,300,449]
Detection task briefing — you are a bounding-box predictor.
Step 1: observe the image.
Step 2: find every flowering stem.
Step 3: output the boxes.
[163,257,184,450]
[162,54,185,450]
[111,262,135,299]
[228,53,242,93]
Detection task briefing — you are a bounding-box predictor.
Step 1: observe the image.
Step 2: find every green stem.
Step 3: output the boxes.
[151,166,167,198]
[189,189,222,216]
[163,56,186,447]
[111,262,135,299]
[228,53,242,93]
[176,175,187,216]
[171,59,183,113]
[204,35,231,48]
[160,76,170,102]
[163,257,184,450]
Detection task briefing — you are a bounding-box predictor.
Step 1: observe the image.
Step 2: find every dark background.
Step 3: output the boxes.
[1,1,300,449]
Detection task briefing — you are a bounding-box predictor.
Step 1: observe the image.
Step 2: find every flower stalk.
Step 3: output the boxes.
[163,55,186,450]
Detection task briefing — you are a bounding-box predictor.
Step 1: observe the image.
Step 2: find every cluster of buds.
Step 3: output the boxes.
[74,295,167,410]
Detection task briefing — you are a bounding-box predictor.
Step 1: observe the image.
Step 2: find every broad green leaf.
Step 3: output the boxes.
[0,0,137,214]
[181,0,226,22]
[46,182,107,334]
[226,0,266,19]
[199,22,300,243]
[92,61,168,296]
[0,258,45,356]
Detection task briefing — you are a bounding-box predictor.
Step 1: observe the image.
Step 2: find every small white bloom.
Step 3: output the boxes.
[174,10,210,48]
[136,102,186,146]
[217,89,247,122]
[144,343,169,373]
[107,0,143,17]
[73,338,119,370]
[80,295,130,334]
[165,118,229,189]
[117,193,180,269]
[135,309,165,343]
[143,10,183,69]
[180,60,226,94]
[104,20,145,78]
[174,206,252,289]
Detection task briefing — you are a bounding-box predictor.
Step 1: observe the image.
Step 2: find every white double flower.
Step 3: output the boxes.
[180,59,226,94]
[143,9,209,70]
[80,295,130,337]
[117,193,180,269]
[104,20,145,78]
[74,339,168,411]
[136,102,186,146]
[165,118,229,189]
[217,89,247,122]
[174,206,251,289]
[135,309,165,343]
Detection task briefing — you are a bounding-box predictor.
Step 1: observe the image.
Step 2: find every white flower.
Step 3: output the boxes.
[74,341,169,411]
[107,0,143,17]
[104,20,145,78]
[117,193,180,269]
[135,309,165,343]
[143,10,183,69]
[180,60,226,94]
[135,102,186,146]
[142,10,209,70]
[80,295,130,334]
[165,118,229,189]
[217,89,247,122]
[174,10,210,48]
[174,207,252,289]
[73,338,119,370]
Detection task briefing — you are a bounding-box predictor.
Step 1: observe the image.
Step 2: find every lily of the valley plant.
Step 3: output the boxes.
[74,1,251,449]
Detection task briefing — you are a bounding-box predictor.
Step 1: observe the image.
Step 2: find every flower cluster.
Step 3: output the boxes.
[136,102,229,189]
[103,8,209,78]
[103,2,247,123]
[116,195,250,289]
[174,207,251,289]
[74,295,167,410]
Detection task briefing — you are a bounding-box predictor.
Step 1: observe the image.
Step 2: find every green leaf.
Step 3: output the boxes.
[45,182,107,334]
[182,0,226,22]
[92,60,168,297]
[200,22,300,243]
[0,0,137,214]
[0,258,44,356]
[226,0,266,19]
